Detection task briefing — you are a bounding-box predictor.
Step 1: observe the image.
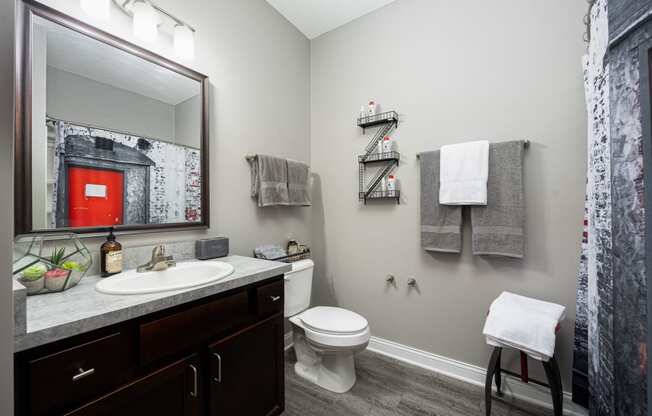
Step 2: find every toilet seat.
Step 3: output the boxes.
[291,306,370,348]
[300,306,368,335]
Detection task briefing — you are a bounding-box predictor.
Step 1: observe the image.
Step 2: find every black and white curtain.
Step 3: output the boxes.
[573,0,649,414]
[572,0,614,413]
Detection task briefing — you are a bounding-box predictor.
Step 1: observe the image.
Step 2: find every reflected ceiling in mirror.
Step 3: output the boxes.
[17,2,209,235]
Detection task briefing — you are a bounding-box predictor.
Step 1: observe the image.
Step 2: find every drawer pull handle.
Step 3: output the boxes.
[189,364,198,398]
[213,353,222,383]
[269,295,281,302]
[72,368,95,382]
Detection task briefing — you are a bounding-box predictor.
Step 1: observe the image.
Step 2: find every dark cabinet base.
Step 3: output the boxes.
[209,314,284,416]
[15,276,285,416]
[65,354,202,416]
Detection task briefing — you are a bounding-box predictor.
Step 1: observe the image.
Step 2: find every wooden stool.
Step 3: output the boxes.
[484,346,563,416]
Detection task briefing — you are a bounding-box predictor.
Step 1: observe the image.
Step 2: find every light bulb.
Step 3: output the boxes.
[132,1,158,42]
[80,0,110,20]
[174,24,194,60]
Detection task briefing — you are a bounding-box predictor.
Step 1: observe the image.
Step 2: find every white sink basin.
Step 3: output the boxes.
[95,261,235,295]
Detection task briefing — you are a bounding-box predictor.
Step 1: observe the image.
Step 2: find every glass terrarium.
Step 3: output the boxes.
[13,234,92,295]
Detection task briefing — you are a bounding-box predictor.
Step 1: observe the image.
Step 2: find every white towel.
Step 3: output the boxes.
[482,292,566,361]
[439,140,489,205]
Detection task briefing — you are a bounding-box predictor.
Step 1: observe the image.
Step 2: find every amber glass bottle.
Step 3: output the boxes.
[100,229,122,277]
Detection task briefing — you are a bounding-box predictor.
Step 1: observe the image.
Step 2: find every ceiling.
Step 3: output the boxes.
[266,0,397,39]
[36,15,199,106]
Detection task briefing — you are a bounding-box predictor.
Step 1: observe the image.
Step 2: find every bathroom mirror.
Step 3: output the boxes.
[15,0,209,235]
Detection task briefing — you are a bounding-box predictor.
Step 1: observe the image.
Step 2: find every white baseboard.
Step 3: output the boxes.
[367,336,588,416]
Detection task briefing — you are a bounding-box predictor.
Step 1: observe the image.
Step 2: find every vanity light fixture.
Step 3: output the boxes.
[113,0,196,60]
[174,24,194,60]
[80,0,111,20]
[132,0,158,42]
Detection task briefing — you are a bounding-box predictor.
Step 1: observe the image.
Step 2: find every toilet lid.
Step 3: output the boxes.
[300,306,368,335]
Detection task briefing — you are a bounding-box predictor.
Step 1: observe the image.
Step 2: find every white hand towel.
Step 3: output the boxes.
[482,292,566,361]
[439,140,489,205]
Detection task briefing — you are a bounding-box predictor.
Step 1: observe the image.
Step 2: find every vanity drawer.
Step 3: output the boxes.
[140,290,251,365]
[26,331,135,416]
[257,279,284,317]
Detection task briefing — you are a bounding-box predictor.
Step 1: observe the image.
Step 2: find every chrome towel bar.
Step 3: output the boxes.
[416,140,529,159]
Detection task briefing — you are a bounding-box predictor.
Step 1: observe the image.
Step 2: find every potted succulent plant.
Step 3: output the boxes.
[13,234,93,295]
[19,263,47,295]
[44,247,70,291]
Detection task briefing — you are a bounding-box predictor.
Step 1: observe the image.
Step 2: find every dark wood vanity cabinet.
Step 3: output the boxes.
[208,314,284,416]
[64,354,202,416]
[15,277,285,416]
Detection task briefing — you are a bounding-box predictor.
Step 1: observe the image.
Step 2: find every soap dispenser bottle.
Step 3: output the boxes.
[101,228,123,277]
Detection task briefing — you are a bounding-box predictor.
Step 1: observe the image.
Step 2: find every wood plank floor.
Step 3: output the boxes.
[284,349,554,416]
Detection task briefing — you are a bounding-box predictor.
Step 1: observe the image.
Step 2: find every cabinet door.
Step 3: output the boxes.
[208,314,284,416]
[64,354,202,416]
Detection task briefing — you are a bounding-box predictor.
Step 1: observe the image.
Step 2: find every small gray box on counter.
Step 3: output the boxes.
[196,237,229,260]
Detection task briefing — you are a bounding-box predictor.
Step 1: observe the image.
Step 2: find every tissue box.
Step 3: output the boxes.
[196,237,229,260]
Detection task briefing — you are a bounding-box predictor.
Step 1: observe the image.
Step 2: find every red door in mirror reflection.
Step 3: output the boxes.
[67,166,124,227]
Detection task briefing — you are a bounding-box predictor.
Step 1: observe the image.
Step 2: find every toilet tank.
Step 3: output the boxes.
[284,259,314,317]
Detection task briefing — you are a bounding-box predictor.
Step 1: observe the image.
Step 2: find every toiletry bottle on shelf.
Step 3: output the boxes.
[387,175,397,193]
[368,101,376,118]
[100,229,122,277]
[382,136,392,153]
[359,105,366,121]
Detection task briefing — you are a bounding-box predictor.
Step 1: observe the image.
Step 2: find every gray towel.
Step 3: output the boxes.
[254,244,287,260]
[249,157,260,198]
[254,155,289,207]
[420,150,463,253]
[471,141,525,258]
[287,159,311,206]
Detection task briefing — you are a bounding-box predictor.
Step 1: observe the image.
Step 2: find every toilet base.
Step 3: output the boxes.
[292,329,358,393]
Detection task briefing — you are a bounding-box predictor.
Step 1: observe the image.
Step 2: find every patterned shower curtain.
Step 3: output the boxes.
[572,0,615,414]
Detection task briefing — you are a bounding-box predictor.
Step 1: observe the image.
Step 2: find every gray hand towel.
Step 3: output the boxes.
[420,150,463,253]
[249,158,259,198]
[471,141,525,258]
[287,159,311,206]
[255,155,289,207]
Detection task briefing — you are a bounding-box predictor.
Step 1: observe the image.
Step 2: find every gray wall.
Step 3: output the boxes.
[32,27,48,229]
[0,0,14,413]
[47,67,201,148]
[34,0,311,271]
[310,0,587,388]
[47,66,176,142]
[174,95,201,148]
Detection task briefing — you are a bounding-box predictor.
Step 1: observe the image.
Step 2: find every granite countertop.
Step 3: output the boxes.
[14,255,291,352]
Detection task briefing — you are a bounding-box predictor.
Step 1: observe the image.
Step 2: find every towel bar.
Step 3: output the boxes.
[416,140,530,159]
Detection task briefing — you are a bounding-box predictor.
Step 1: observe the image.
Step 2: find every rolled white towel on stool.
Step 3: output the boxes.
[482,292,565,361]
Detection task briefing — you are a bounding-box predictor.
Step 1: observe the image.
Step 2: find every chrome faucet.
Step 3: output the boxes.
[137,245,176,273]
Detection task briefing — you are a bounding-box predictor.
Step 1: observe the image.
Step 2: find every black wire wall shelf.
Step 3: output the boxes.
[357,111,399,133]
[358,151,400,164]
[357,110,400,204]
[359,190,400,203]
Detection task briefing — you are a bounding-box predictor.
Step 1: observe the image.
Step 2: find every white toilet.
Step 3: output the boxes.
[284,259,370,393]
